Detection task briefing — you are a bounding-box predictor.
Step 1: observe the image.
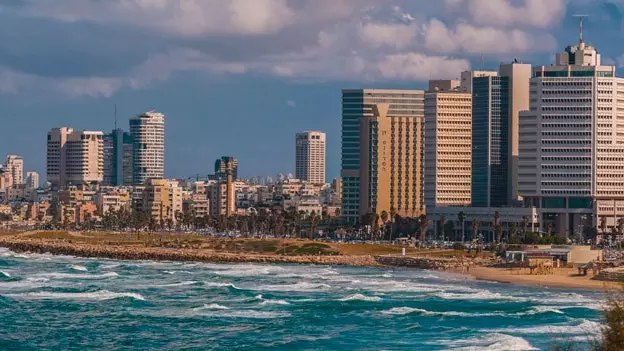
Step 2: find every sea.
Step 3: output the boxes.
[0,247,604,351]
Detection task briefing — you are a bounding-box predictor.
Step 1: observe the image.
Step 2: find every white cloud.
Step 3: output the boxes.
[466,0,566,28]
[357,22,419,49]
[375,53,470,80]
[286,100,296,107]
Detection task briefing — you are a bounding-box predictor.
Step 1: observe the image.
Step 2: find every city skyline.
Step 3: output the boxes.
[1,1,623,180]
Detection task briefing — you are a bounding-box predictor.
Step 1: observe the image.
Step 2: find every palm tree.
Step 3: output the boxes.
[600,216,608,238]
[522,215,529,239]
[547,222,554,237]
[617,218,624,245]
[493,210,501,243]
[418,214,428,243]
[439,215,447,241]
[458,211,466,243]
[472,219,480,242]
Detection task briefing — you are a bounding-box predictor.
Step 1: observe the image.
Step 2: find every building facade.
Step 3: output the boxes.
[341,89,425,224]
[295,131,326,185]
[214,156,238,180]
[25,171,39,190]
[518,37,624,234]
[424,86,472,209]
[103,129,133,186]
[130,111,165,185]
[47,128,104,189]
[5,155,24,186]
[141,179,182,225]
[359,104,424,219]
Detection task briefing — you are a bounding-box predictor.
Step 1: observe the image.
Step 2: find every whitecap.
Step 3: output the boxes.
[433,291,526,302]
[251,282,331,292]
[0,270,11,277]
[41,272,118,280]
[260,299,290,306]
[5,290,145,301]
[212,265,285,277]
[486,320,601,335]
[339,294,382,302]
[194,303,230,310]
[100,263,121,270]
[439,333,538,351]
[158,281,200,287]
[526,306,564,315]
[200,310,291,319]
[381,273,393,278]
[70,265,88,272]
[203,282,239,289]
[381,307,503,317]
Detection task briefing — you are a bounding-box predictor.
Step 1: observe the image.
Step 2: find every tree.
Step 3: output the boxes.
[418,215,428,243]
[547,222,554,237]
[618,218,624,245]
[458,211,466,243]
[439,215,447,241]
[522,215,529,239]
[600,216,608,238]
[380,210,389,225]
[472,219,480,242]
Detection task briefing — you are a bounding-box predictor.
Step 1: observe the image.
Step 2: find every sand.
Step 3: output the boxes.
[466,266,623,290]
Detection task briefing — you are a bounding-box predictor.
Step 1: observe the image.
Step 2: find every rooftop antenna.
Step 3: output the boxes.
[572,14,588,44]
[114,104,117,130]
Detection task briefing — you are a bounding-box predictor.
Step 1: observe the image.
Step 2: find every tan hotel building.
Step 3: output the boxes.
[358,103,424,218]
[424,84,473,209]
[47,127,104,189]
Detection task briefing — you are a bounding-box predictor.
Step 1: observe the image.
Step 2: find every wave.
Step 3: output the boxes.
[100,263,120,270]
[70,265,88,272]
[212,265,286,277]
[251,282,331,292]
[42,272,118,280]
[260,298,290,306]
[5,290,145,301]
[381,273,393,278]
[439,333,538,351]
[381,306,565,317]
[486,320,601,335]
[200,310,291,319]
[0,270,11,277]
[194,303,230,310]
[203,282,239,289]
[158,281,201,287]
[339,294,382,302]
[433,291,526,302]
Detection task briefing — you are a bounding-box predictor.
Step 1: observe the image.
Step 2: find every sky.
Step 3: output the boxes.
[0,0,623,182]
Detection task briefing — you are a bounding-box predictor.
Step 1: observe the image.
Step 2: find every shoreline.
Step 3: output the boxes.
[0,237,621,291]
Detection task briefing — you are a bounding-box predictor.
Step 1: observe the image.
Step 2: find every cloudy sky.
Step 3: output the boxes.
[0,0,622,181]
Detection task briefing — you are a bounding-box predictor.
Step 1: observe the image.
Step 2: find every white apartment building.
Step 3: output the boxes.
[518,36,624,234]
[295,131,326,185]
[130,111,165,185]
[5,155,24,185]
[25,171,39,190]
[47,128,104,188]
[424,85,473,209]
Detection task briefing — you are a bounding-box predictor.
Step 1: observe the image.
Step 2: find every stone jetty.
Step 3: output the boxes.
[0,238,379,267]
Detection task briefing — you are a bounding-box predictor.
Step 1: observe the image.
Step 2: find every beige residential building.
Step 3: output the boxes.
[425,85,472,209]
[25,171,39,189]
[296,131,326,185]
[142,179,183,225]
[47,128,104,188]
[359,103,424,218]
[5,155,24,185]
[208,182,235,218]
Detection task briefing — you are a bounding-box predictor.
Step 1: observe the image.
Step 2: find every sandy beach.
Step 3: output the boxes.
[466,266,623,290]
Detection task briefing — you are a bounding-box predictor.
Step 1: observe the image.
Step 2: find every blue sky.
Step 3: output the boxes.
[0,0,623,181]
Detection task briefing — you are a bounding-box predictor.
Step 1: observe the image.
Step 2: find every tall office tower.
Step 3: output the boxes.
[460,70,498,93]
[214,156,238,180]
[5,155,24,185]
[518,30,624,234]
[295,131,326,184]
[47,128,104,189]
[103,129,133,186]
[130,111,165,185]
[25,171,39,189]
[359,104,424,219]
[341,89,425,224]
[424,84,472,209]
[471,63,531,207]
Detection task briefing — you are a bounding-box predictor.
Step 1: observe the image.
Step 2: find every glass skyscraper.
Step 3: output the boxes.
[471,76,509,207]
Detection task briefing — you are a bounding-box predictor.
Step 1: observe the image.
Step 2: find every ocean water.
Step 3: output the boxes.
[0,247,603,351]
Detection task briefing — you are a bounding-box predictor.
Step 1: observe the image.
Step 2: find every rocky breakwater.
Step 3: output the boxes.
[0,238,378,267]
[374,255,490,271]
[593,267,624,282]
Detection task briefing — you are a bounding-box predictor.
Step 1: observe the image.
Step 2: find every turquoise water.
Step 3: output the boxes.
[0,248,603,350]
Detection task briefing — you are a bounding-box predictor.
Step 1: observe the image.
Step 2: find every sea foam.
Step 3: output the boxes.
[339,294,382,302]
[6,290,145,301]
[42,272,118,280]
[70,265,88,272]
[440,333,538,351]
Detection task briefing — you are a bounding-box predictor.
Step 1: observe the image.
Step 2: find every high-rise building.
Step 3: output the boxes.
[341,89,425,224]
[130,111,165,185]
[214,156,238,180]
[359,104,424,218]
[424,85,472,209]
[5,155,24,186]
[103,129,133,186]
[295,131,326,185]
[47,128,104,189]
[518,31,624,234]
[460,70,498,93]
[25,171,39,189]
[471,63,531,207]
